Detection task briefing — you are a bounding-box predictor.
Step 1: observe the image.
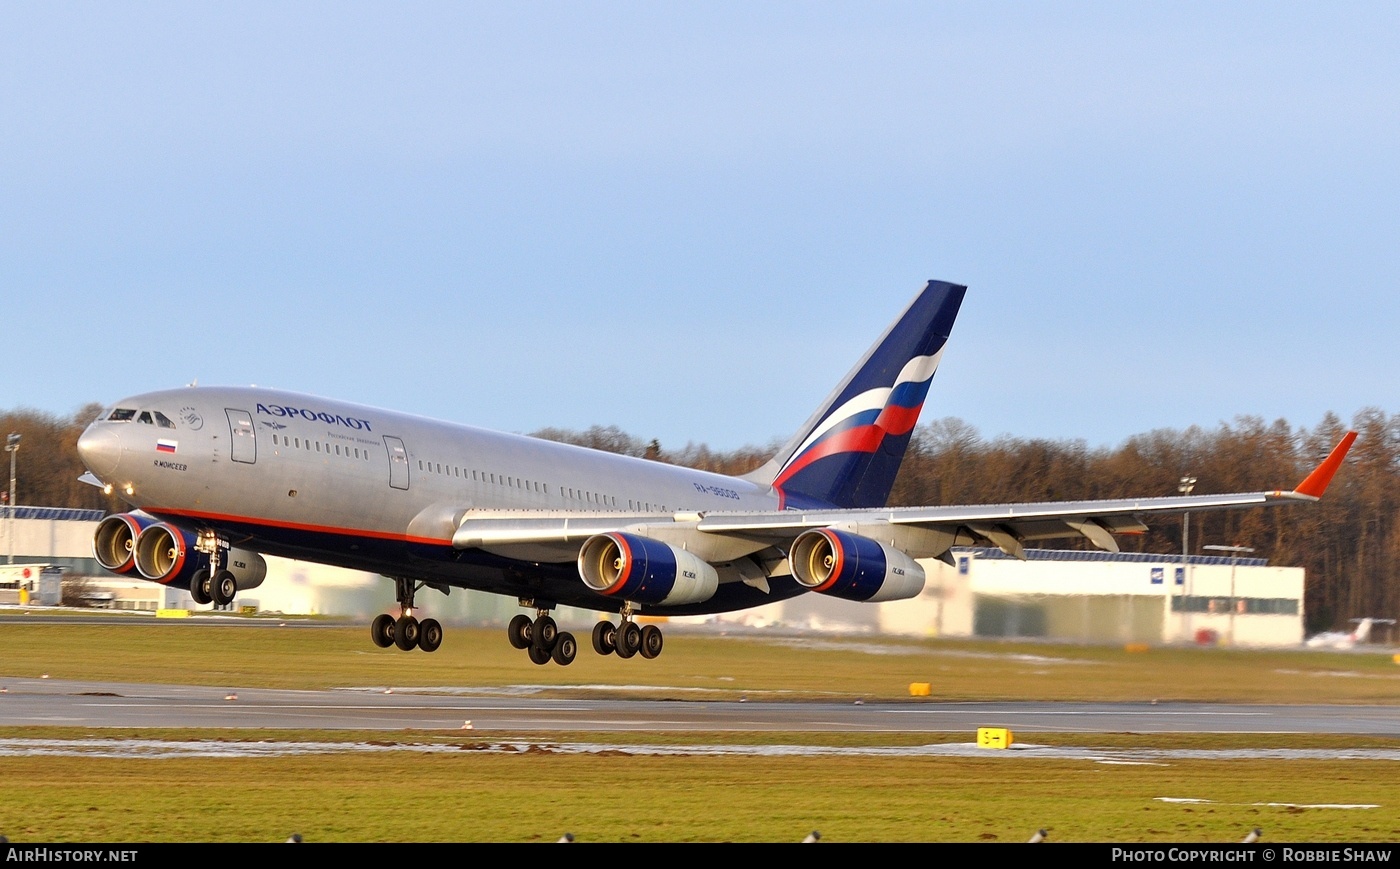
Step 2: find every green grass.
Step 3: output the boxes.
[1,749,1396,842]
[0,620,1397,703]
[0,621,1396,842]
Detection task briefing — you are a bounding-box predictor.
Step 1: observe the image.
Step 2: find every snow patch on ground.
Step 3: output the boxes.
[2,737,1398,762]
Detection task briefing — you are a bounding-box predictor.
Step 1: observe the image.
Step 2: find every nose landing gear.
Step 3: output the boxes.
[188,534,239,608]
[190,569,213,606]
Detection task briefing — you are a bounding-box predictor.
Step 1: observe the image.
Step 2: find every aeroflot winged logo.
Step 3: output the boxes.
[256,403,374,432]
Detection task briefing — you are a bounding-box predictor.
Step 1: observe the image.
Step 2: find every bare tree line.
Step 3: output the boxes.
[537,412,1398,633]
[4,405,1391,632]
[0,404,124,513]
[882,411,1397,634]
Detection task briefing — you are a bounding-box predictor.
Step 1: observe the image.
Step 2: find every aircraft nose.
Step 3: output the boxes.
[77,425,122,479]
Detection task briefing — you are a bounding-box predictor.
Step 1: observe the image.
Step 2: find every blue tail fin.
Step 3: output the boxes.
[744,280,966,509]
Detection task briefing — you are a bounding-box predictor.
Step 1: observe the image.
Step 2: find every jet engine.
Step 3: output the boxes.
[578,532,719,607]
[789,528,925,602]
[92,512,155,575]
[131,522,267,591]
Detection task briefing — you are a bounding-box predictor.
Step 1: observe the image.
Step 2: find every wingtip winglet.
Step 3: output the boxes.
[1292,431,1358,498]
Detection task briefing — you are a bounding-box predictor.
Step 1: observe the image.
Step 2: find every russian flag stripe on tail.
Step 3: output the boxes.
[745,280,966,509]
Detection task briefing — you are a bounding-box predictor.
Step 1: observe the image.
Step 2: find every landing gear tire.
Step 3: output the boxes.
[211,570,238,607]
[189,569,212,606]
[418,618,443,652]
[394,615,420,651]
[616,621,641,659]
[508,614,532,650]
[592,621,617,655]
[640,624,664,659]
[552,632,577,666]
[371,613,395,648]
[527,644,551,665]
[534,615,557,651]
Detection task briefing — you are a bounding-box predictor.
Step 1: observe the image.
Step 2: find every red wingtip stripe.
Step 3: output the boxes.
[1293,431,1358,498]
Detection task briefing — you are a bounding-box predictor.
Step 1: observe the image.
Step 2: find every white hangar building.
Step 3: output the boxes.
[758,547,1305,647]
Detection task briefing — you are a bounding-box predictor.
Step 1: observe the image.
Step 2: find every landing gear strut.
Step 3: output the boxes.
[189,532,234,608]
[501,602,663,665]
[370,577,442,653]
[510,601,577,666]
[591,605,663,660]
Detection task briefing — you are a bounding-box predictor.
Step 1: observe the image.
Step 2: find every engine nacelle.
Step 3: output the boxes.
[578,532,719,607]
[132,522,267,591]
[93,512,155,575]
[790,528,926,603]
[222,548,269,592]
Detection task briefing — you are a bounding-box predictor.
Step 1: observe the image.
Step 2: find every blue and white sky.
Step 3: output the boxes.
[4,3,1397,451]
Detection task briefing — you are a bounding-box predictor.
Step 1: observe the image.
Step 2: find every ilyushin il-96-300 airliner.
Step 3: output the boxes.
[76,280,1357,665]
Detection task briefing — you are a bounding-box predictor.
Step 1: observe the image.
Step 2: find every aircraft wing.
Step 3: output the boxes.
[696,489,1301,560]
[454,431,1357,565]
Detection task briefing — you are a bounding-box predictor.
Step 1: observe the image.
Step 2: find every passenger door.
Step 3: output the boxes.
[383,436,409,490]
[226,409,257,464]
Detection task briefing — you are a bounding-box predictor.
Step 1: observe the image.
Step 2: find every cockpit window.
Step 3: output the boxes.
[137,412,154,425]
[107,409,136,422]
[152,411,176,429]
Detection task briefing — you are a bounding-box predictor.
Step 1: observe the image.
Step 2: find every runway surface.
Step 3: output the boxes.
[1,676,1396,736]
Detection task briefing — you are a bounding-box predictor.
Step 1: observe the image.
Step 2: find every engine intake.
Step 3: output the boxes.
[578,532,719,607]
[93,513,154,575]
[790,528,925,602]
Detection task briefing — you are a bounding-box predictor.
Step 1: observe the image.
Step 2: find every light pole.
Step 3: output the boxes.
[1204,543,1255,646]
[5,433,20,565]
[1178,475,1196,640]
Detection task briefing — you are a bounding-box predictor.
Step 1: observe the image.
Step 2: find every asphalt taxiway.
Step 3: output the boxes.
[0,676,1396,736]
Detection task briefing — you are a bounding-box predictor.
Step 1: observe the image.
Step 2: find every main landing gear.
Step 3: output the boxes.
[591,614,664,660]
[508,604,578,666]
[505,601,663,665]
[370,577,443,653]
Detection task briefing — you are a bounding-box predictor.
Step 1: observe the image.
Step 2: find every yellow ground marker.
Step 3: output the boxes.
[908,682,931,697]
[156,608,190,619]
[977,727,1013,749]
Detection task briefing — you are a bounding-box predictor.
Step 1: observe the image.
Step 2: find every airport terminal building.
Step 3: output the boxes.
[1,507,1305,647]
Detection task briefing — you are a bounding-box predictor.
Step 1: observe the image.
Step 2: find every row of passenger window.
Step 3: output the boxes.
[415,457,667,512]
[270,433,372,461]
[418,459,549,495]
